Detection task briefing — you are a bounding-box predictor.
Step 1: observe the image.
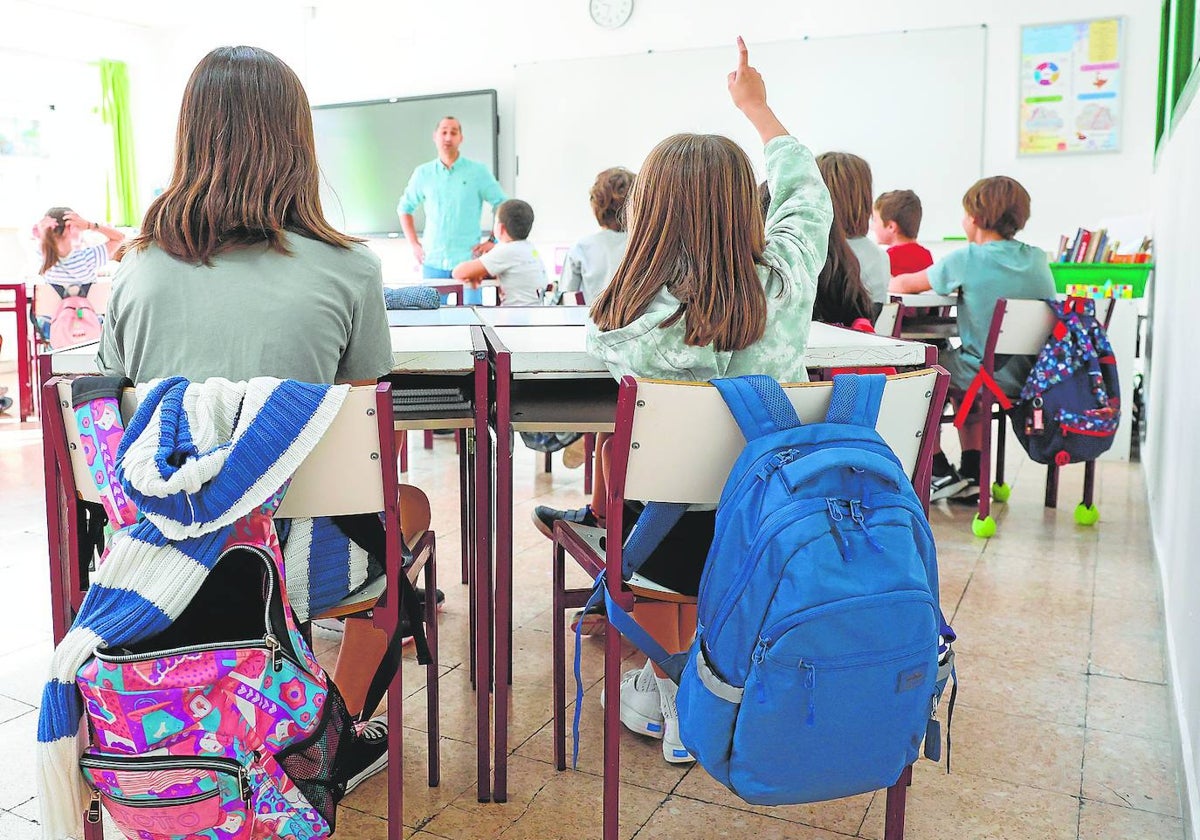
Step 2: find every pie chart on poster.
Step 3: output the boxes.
[1034,62,1060,86]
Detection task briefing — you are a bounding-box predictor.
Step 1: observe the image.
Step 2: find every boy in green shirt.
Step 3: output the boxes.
[891,176,1055,502]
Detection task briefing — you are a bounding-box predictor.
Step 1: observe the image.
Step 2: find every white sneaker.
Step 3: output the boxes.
[601,660,665,739]
[656,676,695,764]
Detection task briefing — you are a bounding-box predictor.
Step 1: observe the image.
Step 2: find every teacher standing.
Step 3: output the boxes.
[398,116,507,303]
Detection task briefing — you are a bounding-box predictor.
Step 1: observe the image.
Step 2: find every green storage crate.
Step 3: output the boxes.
[1049,262,1153,298]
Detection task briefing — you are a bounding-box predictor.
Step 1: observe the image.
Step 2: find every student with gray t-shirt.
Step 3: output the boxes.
[453,199,547,306]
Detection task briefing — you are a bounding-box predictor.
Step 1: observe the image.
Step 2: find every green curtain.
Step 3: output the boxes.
[98,59,139,227]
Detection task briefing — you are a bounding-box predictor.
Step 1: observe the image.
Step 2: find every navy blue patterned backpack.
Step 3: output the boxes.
[1010,298,1120,466]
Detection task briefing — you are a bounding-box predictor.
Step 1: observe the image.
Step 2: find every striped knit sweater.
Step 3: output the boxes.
[37,377,350,840]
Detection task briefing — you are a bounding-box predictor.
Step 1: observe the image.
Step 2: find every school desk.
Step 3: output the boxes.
[889,292,959,342]
[482,320,936,802]
[0,283,33,420]
[477,305,591,328]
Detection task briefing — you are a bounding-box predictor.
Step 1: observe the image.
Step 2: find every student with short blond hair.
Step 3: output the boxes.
[872,189,934,276]
[816,151,890,304]
[891,175,1055,502]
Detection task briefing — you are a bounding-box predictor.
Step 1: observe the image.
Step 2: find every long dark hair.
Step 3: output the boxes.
[591,134,768,351]
[38,207,71,275]
[134,46,357,265]
[814,220,874,327]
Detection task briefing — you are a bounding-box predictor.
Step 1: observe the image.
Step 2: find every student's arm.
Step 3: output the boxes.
[397,170,425,265]
[735,38,832,290]
[64,211,124,259]
[889,270,932,294]
[452,258,492,285]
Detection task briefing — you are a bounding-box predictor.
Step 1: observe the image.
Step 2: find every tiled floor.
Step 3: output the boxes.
[0,377,1188,839]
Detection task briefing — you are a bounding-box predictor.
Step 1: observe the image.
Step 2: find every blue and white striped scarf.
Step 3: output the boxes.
[37,377,348,840]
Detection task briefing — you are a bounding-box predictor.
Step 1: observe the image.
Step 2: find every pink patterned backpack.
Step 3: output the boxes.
[77,502,357,839]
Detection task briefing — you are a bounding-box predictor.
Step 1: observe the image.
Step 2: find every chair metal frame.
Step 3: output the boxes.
[551,369,951,840]
[41,378,436,840]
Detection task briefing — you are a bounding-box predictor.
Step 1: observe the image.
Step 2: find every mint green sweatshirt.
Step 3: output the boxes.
[586,135,832,383]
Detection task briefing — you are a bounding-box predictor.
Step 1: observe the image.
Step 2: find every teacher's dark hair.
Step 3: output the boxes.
[134,45,358,265]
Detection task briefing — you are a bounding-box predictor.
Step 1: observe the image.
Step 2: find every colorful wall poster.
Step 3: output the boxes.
[1019,18,1124,155]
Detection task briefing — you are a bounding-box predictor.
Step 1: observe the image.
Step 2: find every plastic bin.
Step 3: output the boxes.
[1049,263,1153,299]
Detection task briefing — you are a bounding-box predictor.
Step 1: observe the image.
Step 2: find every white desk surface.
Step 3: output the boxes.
[478,306,590,327]
[48,341,101,374]
[388,309,482,327]
[803,322,931,368]
[892,293,958,307]
[492,325,609,377]
[389,325,477,373]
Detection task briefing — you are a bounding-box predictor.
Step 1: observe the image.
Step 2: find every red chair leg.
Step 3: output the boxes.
[1082,459,1097,507]
[883,764,912,840]
[583,433,595,496]
[544,450,553,474]
[976,394,992,523]
[552,542,568,771]
[398,431,409,474]
[459,439,471,585]
[602,603,623,840]
[994,410,1007,488]
[425,535,440,788]
[1045,464,1060,509]
[424,429,434,449]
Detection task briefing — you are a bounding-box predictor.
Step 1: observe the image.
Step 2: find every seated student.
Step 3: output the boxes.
[558,167,636,303]
[872,189,934,276]
[890,175,1055,501]
[761,181,872,331]
[534,38,831,764]
[452,199,547,306]
[816,151,890,307]
[33,207,124,294]
[96,45,413,792]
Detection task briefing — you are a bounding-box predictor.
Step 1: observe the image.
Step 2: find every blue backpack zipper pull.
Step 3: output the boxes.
[801,661,816,725]
[826,498,853,561]
[757,448,797,481]
[752,640,769,703]
[849,500,884,553]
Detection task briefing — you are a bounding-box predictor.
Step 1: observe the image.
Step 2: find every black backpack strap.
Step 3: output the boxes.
[331,513,431,719]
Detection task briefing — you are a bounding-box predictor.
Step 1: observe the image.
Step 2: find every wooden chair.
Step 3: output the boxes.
[945,297,1115,537]
[550,369,949,840]
[41,378,438,840]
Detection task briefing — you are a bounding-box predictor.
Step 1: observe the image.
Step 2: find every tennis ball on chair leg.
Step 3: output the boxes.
[972,515,997,538]
[991,482,1012,503]
[1074,503,1100,526]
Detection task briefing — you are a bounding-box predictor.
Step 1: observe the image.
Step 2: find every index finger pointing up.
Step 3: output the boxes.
[736,36,749,69]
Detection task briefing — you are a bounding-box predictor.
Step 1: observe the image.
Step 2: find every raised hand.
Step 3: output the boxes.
[62,211,92,233]
[727,36,767,113]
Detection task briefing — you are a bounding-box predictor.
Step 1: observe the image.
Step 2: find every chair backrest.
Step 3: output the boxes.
[873,301,900,338]
[54,380,391,518]
[990,299,1058,357]
[618,369,944,506]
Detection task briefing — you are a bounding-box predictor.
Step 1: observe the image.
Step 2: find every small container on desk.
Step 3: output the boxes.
[1049,262,1153,299]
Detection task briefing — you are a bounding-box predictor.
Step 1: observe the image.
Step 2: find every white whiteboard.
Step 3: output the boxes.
[515,26,986,244]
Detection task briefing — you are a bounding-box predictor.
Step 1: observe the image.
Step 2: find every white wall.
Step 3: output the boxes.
[1147,93,1200,839]
[118,1,1162,251]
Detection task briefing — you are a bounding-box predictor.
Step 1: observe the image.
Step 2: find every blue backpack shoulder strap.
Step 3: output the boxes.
[825,373,887,428]
[712,375,802,440]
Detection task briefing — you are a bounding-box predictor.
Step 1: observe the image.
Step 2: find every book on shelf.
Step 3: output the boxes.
[1053,226,1151,263]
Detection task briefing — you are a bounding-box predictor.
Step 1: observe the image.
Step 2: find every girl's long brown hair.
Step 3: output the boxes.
[815,219,874,326]
[38,207,71,274]
[816,151,873,239]
[591,134,768,351]
[134,46,357,264]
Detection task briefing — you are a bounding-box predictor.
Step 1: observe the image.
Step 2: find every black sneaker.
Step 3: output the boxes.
[414,587,446,610]
[930,467,970,502]
[950,478,981,505]
[342,716,389,795]
[532,504,599,539]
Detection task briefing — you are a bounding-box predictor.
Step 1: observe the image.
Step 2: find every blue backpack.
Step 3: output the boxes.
[590,374,956,805]
[1010,298,1120,466]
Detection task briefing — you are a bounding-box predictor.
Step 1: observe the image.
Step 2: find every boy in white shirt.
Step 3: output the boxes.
[452,199,547,306]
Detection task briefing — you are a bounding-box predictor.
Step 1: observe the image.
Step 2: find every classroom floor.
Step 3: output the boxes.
[0,377,1187,840]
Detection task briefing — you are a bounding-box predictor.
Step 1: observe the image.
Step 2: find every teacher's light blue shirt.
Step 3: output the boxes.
[398,156,507,271]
